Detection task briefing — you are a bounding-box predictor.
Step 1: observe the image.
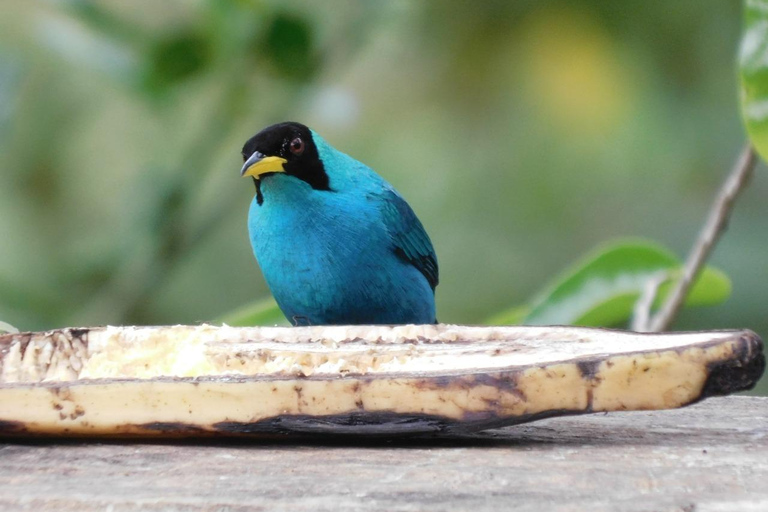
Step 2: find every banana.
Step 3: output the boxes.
[0,325,763,437]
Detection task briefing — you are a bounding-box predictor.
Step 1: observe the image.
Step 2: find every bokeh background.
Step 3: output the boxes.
[1,1,766,386]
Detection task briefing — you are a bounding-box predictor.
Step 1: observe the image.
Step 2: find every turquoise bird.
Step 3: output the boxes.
[240,122,438,326]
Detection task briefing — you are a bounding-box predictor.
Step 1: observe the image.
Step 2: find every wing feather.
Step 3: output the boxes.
[376,189,439,291]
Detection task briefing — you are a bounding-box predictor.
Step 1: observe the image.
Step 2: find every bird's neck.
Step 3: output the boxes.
[258,174,317,206]
[313,134,388,191]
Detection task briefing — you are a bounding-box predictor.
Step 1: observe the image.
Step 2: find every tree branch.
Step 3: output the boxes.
[631,271,668,332]
[646,144,757,332]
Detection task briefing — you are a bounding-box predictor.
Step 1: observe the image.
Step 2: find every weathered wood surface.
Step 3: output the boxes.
[1,397,766,512]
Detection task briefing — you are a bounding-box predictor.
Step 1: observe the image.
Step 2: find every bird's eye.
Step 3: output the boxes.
[289,137,305,156]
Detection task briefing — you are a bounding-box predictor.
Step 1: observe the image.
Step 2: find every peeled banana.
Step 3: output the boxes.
[0,324,763,436]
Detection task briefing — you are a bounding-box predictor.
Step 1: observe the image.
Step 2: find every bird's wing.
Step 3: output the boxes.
[375,188,439,291]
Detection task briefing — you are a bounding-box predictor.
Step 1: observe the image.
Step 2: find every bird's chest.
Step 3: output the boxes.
[248,182,388,297]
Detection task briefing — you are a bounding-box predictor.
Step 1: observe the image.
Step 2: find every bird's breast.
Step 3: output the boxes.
[248,183,389,298]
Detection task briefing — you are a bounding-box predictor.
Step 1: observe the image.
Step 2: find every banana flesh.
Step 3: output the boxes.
[0,325,763,436]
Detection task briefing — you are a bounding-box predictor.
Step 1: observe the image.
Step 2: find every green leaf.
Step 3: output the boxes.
[0,320,19,334]
[143,30,213,93]
[216,297,288,327]
[740,0,768,161]
[486,304,530,325]
[655,266,731,308]
[522,239,731,327]
[257,13,318,81]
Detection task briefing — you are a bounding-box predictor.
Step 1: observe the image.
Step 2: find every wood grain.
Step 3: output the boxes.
[1,396,766,511]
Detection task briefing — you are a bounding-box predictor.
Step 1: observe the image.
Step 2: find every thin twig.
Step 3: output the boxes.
[647,144,757,332]
[631,271,669,332]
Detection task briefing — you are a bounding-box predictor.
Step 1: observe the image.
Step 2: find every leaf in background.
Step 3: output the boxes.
[257,13,318,81]
[521,239,731,327]
[216,297,288,327]
[655,267,731,308]
[486,304,530,325]
[740,0,768,161]
[0,320,19,334]
[143,30,213,94]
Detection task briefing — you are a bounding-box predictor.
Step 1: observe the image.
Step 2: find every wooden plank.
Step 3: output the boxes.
[0,396,766,511]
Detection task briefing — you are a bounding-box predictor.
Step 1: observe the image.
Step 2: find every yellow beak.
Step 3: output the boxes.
[240,152,288,178]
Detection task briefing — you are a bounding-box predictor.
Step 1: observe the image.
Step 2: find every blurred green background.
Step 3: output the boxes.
[1,2,766,386]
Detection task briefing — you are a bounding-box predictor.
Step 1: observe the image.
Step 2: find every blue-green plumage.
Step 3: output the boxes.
[241,123,437,325]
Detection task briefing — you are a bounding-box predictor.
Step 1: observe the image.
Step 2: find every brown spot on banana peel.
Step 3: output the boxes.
[576,360,601,381]
[0,420,26,434]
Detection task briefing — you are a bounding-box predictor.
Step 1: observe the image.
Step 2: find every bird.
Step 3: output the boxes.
[240,121,438,326]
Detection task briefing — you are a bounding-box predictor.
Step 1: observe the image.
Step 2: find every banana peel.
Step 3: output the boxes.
[0,324,763,437]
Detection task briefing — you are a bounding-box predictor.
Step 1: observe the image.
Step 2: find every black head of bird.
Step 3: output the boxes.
[240,122,330,194]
